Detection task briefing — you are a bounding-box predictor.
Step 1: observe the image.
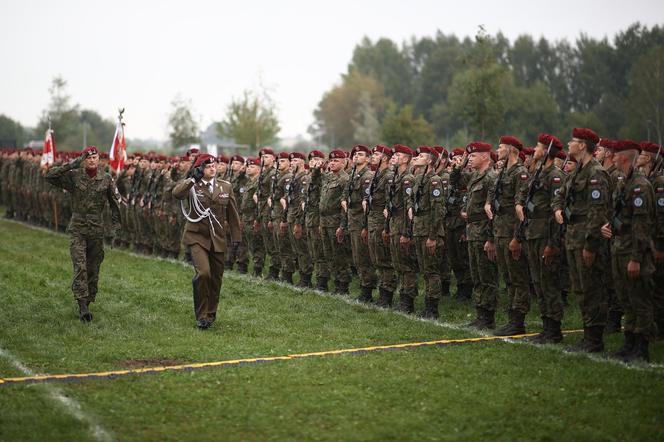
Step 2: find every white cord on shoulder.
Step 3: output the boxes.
[180,183,223,237]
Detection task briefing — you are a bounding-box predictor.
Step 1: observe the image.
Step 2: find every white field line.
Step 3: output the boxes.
[0,347,114,441]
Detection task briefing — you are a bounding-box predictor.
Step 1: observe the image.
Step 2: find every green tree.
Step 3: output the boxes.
[625,45,664,144]
[0,114,26,147]
[168,95,200,149]
[36,76,80,150]
[217,89,280,150]
[381,104,434,147]
[352,91,382,145]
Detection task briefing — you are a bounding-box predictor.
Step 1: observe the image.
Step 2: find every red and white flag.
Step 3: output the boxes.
[109,115,126,173]
[40,127,56,166]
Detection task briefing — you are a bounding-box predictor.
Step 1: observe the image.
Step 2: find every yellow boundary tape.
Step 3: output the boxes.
[0,330,582,387]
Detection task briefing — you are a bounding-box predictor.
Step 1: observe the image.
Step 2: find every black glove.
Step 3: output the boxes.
[170,167,179,181]
[192,166,204,182]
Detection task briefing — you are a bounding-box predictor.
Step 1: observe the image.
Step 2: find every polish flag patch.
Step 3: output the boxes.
[553,177,561,183]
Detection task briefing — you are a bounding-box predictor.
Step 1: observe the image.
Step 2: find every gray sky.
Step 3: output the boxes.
[1,0,663,142]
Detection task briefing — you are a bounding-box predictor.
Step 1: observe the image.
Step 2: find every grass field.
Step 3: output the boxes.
[1,214,663,441]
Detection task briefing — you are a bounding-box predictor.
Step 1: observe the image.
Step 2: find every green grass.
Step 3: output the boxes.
[0,215,663,441]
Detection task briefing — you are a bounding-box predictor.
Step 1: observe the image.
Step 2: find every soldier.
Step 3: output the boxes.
[272,152,296,283]
[284,152,312,287]
[340,145,376,302]
[254,147,279,280]
[553,128,611,353]
[239,157,265,276]
[319,149,351,293]
[516,134,565,343]
[227,155,249,272]
[365,145,398,307]
[486,136,531,336]
[409,146,445,318]
[44,146,121,322]
[452,142,498,329]
[305,150,327,289]
[385,144,419,313]
[173,153,241,330]
[601,140,656,362]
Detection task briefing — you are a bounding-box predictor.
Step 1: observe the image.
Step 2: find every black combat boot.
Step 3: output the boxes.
[611,331,636,360]
[265,266,280,281]
[296,273,312,288]
[397,292,415,314]
[494,310,526,336]
[315,276,329,291]
[77,299,92,322]
[565,326,604,353]
[253,266,263,278]
[281,271,294,284]
[467,307,486,328]
[237,262,248,274]
[561,289,569,307]
[455,284,472,303]
[357,286,374,303]
[376,288,394,308]
[547,318,563,343]
[440,280,450,298]
[624,334,650,363]
[528,317,550,344]
[335,281,349,295]
[420,297,440,319]
[605,310,623,333]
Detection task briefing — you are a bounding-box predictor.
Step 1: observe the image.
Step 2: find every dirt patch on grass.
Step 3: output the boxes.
[119,358,187,368]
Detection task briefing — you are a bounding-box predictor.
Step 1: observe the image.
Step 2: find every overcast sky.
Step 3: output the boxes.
[1,0,663,142]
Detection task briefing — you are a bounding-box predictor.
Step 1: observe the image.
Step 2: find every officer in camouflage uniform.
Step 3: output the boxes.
[365,145,398,307]
[319,149,351,293]
[486,136,531,336]
[284,152,312,287]
[553,128,611,353]
[517,134,565,343]
[340,145,376,302]
[409,146,445,318]
[386,144,418,313]
[452,142,498,329]
[602,140,656,362]
[240,157,265,276]
[272,152,296,283]
[44,146,121,322]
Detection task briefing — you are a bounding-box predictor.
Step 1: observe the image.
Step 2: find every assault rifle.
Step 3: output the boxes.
[516,139,554,240]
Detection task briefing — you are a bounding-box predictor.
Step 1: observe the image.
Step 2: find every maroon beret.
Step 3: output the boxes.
[572,128,599,144]
[179,155,191,161]
[308,149,325,159]
[373,145,392,157]
[193,153,215,168]
[538,133,563,151]
[450,148,465,158]
[522,147,535,156]
[555,150,567,160]
[277,152,290,160]
[245,157,260,166]
[499,136,523,150]
[217,154,230,164]
[393,144,414,156]
[82,146,99,156]
[598,138,615,149]
[100,152,109,159]
[259,147,275,157]
[230,154,245,163]
[490,152,498,162]
[187,147,200,154]
[466,141,492,154]
[351,144,371,156]
[614,140,641,153]
[417,146,438,158]
[639,141,660,155]
[289,152,306,160]
[329,149,346,159]
[433,146,448,158]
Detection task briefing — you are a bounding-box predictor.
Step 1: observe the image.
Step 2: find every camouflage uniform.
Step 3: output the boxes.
[319,169,351,293]
[286,168,312,286]
[305,167,327,289]
[272,169,296,281]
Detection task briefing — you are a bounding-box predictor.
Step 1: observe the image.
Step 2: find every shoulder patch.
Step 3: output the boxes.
[657,187,664,193]
[658,197,664,207]
[633,187,641,194]
[633,197,644,208]
[591,189,601,200]
[432,188,441,197]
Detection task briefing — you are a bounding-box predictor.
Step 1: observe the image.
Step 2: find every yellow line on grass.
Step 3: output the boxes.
[0,330,583,387]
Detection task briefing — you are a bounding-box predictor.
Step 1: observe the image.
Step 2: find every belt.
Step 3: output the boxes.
[71,213,102,221]
[568,214,588,224]
[467,213,488,223]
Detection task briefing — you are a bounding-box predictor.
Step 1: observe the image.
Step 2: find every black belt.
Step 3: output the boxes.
[568,214,587,224]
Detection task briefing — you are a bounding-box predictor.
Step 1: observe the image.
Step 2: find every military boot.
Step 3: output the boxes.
[565,326,604,353]
[253,266,263,278]
[440,280,450,298]
[561,289,569,307]
[420,297,439,320]
[547,318,563,343]
[315,276,329,292]
[237,262,248,274]
[494,310,526,336]
[335,280,349,295]
[611,331,636,361]
[605,310,623,334]
[296,273,312,288]
[77,299,92,322]
[265,266,280,281]
[357,286,374,303]
[376,288,394,308]
[528,317,550,344]
[281,271,294,284]
[624,334,650,363]
[397,292,415,314]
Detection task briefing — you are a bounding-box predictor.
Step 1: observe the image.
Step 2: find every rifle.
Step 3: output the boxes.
[516,139,554,239]
[446,154,469,212]
[254,157,265,220]
[343,163,357,228]
[560,157,583,237]
[365,155,384,229]
[491,161,506,214]
[384,162,399,233]
[611,154,638,231]
[283,173,293,223]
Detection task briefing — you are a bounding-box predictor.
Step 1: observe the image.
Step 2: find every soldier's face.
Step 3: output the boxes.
[278,158,290,171]
[217,162,227,174]
[353,152,368,165]
[291,158,303,172]
[179,161,191,172]
[636,152,651,169]
[328,158,344,172]
[203,163,216,180]
[231,160,243,172]
[564,162,576,173]
[497,144,510,160]
[413,153,429,167]
[261,154,275,167]
[370,151,382,166]
[84,154,99,169]
[247,164,260,177]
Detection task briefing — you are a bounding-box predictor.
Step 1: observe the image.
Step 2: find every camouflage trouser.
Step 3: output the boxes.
[600,241,620,315]
[468,240,498,311]
[307,226,326,279]
[415,236,443,300]
[654,263,664,330]
[273,223,296,274]
[321,226,350,284]
[368,229,397,293]
[612,253,656,340]
[526,238,563,322]
[444,224,471,288]
[390,234,418,297]
[163,215,182,254]
[495,237,531,315]
[350,229,376,289]
[69,232,105,301]
[289,227,312,276]
[566,247,607,327]
[261,222,280,271]
[244,220,265,269]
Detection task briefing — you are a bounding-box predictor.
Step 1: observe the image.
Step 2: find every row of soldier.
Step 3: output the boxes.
[0,127,662,362]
